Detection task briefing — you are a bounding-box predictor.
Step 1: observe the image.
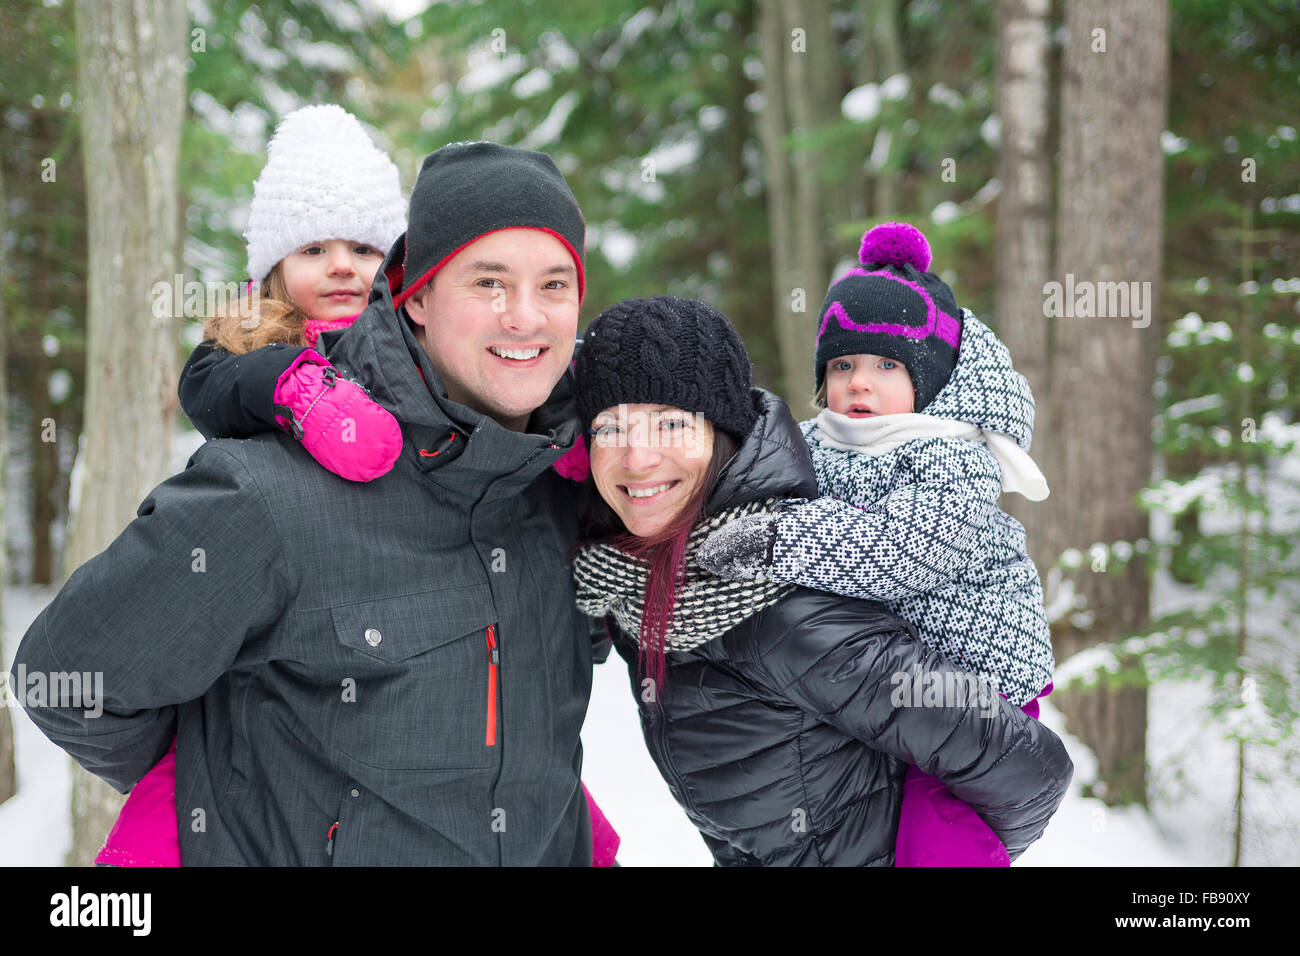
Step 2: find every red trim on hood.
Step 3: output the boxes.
[385,260,405,298]
[391,226,586,308]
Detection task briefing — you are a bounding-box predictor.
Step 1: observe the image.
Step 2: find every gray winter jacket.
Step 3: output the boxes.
[771,312,1055,704]
[13,245,594,865]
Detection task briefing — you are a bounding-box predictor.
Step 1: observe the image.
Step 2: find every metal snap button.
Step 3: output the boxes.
[364,627,382,647]
[351,789,359,798]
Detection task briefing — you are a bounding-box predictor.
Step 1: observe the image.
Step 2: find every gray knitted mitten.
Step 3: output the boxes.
[696,511,780,582]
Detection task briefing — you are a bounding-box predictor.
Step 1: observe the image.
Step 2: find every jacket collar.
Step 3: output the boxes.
[705,388,819,515]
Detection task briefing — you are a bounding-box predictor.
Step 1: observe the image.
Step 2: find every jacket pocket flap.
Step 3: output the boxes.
[331,584,496,663]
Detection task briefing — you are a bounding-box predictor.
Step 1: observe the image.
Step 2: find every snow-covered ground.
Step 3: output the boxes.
[0,586,70,866]
[4,575,1288,866]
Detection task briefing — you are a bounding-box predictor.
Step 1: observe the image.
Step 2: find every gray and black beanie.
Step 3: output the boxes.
[575,296,758,442]
[389,140,587,308]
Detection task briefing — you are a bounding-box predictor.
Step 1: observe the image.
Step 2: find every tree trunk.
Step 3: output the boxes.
[757,0,803,407]
[994,0,1054,573]
[780,0,830,408]
[17,111,61,587]
[719,3,756,344]
[867,0,904,217]
[65,0,186,867]
[1046,0,1168,806]
[1231,201,1257,868]
[0,154,16,806]
[4,105,88,591]
[30,350,58,585]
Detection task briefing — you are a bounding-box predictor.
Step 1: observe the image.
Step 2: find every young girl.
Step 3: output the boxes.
[698,222,1056,866]
[178,103,407,478]
[94,104,619,866]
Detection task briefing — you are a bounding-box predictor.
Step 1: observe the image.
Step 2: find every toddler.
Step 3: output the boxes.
[699,222,1055,866]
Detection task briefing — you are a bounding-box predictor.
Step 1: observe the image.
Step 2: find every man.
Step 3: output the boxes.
[14,141,597,865]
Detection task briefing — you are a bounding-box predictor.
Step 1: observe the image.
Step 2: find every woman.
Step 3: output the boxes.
[571,295,1073,866]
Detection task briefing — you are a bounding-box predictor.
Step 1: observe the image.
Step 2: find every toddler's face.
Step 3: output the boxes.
[825,353,914,418]
[281,239,385,322]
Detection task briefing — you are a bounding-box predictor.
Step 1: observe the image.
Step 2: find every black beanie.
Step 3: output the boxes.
[391,141,586,308]
[814,222,964,412]
[575,296,758,442]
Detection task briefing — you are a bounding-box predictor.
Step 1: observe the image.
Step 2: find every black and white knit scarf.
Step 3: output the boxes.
[572,498,794,654]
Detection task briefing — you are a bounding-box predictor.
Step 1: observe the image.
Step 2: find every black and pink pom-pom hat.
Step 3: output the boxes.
[814,222,963,412]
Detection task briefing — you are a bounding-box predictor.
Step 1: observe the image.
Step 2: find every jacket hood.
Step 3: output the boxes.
[922,310,1036,451]
[322,234,582,496]
[706,388,819,515]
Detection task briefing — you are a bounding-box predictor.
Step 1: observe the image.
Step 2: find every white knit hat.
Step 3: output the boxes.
[244,105,407,282]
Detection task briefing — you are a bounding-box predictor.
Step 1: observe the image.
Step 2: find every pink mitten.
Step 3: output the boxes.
[273,349,402,482]
[895,765,1010,867]
[95,738,181,867]
[552,433,590,482]
[583,782,621,866]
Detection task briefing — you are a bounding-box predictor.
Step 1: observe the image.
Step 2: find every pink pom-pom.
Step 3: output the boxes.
[858,222,932,271]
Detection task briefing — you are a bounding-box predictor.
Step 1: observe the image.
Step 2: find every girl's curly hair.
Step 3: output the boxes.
[202,263,309,353]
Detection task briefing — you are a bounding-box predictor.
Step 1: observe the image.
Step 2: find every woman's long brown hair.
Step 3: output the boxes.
[202,263,310,353]
[576,427,739,700]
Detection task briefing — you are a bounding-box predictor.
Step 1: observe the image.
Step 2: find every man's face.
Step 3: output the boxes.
[405,228,580,431]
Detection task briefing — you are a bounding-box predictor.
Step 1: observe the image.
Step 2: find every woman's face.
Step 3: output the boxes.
[588,403,715,538]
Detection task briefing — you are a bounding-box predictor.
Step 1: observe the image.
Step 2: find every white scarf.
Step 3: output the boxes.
[815,408,1050,501]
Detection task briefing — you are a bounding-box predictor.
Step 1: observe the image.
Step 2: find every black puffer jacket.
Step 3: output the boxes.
[604,389,1073,866]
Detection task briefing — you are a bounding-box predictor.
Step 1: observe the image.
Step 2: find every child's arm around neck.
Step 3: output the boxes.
[768,432,1003,602]
[179,341,308,440]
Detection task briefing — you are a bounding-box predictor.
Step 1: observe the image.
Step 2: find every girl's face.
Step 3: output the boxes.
[279,239,385,321]
[825,353,915,418]
[588,403,714,538]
